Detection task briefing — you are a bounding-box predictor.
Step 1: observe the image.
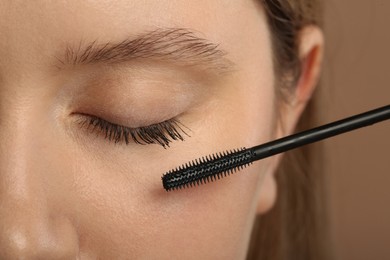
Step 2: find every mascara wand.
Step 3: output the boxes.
[162,104,390,191]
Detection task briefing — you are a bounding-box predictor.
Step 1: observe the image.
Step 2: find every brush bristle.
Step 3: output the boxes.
[162,148,254,191]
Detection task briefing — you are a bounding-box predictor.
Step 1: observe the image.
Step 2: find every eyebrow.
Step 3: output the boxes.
[54,28,236,74]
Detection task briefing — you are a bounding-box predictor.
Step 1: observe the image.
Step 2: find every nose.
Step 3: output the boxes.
[0,113,79,259]
[0,207,79,259]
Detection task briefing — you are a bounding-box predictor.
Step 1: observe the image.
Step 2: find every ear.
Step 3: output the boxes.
[279,25,324,135]
[256,25,324,214]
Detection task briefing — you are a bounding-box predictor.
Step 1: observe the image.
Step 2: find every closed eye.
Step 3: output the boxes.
[75,113,191,148]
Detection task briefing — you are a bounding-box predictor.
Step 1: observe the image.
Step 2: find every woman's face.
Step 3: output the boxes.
[0,1,279,258]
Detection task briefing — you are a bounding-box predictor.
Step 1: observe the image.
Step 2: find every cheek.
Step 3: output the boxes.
[66,148,267,258]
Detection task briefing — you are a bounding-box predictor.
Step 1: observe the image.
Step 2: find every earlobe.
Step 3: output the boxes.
[256,171,277,214]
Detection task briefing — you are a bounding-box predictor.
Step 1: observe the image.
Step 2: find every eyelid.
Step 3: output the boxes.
[75,113,191,148]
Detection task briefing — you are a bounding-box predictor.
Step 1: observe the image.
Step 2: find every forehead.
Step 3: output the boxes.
[0,0,270,79]
[0,1,246,41]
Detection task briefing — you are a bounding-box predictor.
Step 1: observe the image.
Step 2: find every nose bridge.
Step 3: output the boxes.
[0,93,79,258]
[0,93,48,196]
[0,101,40,198]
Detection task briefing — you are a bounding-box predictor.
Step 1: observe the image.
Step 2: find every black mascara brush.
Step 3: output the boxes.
[162,104,390,191]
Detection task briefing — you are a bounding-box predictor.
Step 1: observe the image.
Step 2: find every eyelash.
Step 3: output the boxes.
[76,114,190,148]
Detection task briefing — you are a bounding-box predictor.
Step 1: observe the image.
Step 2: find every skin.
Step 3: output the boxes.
[0,0,323,259]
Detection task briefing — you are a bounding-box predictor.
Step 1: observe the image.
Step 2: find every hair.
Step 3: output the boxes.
[246,1,329,259]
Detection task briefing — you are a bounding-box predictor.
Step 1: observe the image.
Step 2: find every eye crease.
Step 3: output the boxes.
[75,113,190,148]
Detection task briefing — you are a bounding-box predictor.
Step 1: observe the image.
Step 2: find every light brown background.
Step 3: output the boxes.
[323,1,390,259]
